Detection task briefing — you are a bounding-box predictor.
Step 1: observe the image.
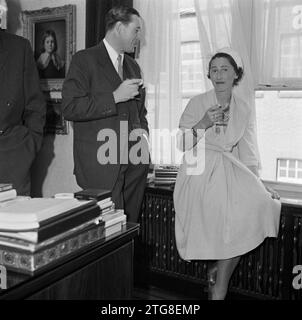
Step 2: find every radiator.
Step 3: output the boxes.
[138,186,302,300]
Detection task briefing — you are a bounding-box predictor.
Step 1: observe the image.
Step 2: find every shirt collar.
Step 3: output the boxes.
[103,38,124,67]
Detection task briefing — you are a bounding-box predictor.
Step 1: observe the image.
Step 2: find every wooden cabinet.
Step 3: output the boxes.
[0,223,139,300]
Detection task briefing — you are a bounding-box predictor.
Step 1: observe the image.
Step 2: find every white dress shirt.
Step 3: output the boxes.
[103,38,124,75]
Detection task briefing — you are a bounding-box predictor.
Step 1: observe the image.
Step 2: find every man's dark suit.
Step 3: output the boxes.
[62,41,149,222]
[0,31,46,195]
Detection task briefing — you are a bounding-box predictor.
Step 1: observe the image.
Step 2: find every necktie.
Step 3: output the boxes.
[117,54,123,80]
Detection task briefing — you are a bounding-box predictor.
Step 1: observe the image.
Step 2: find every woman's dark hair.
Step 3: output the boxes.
[207,52,244,86]
[105,6,140,32]
[41,29,58,53]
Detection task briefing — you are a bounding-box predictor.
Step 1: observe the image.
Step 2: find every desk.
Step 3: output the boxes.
[0,223,139,300]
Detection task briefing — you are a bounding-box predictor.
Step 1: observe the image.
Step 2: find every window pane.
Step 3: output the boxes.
[289,160,296,168]
[255,0,302,85]
[298,171,302,179]
[279,159,287,167]
[298,160,302,169]
[256,91,302,184]
[279,169,287,177]
[179,0,195,10]
[181,42,204,94]
[288,170,296,178]
[180,16,199,42]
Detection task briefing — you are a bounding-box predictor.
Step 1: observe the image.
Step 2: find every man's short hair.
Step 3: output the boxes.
[105,6,140,33]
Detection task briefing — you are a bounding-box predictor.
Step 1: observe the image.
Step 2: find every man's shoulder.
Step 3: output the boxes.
[1,31,29,47]
[72,45,103,62]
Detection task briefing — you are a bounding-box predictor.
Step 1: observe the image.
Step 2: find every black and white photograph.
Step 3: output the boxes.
[0,0,302,307]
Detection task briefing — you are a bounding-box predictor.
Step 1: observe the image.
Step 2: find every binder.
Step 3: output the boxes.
[74,189,112,201]
[0,204,101,243]
[0,198,96,231]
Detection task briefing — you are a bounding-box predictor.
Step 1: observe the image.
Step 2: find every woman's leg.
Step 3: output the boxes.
[208,256,241,300]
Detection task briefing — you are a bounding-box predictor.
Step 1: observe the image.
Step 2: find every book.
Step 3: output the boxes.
[0,198,96,231]
[100,207,116,216]
[96,197,111,205]
[97,200,114,210]
[0,218,98,252]
[74,189,112,201]
[104,222,122,237]
[0,222,107,274]
[0,189,17,202]
[0,183,13,192]
[0,204,101,243]
[101,210,127,228]
[0,196,31,208]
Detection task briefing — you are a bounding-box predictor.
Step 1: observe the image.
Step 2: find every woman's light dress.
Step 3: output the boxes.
[173,89,281,260]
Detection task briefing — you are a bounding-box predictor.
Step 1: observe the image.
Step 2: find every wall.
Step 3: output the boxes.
[7,0,86,196]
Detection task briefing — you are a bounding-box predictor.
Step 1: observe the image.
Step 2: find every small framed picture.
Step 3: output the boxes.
[21,5,76,92]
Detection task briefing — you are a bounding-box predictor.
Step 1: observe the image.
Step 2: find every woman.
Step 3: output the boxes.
[173,48,281,300]
[36,29,65,79]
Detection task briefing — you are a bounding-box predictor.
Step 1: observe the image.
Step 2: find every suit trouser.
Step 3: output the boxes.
[112,162,149,223]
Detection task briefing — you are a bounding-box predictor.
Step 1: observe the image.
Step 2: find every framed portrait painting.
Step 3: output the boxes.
[21,5,76,92]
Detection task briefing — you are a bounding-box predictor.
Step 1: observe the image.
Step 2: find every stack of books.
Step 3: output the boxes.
[74,188,115,215]
[74,189,127,238]
[0,188,128,274]
[98,209,127,237]
[0,183,17,205]
[0,197,101,274]
[154,165,179,186]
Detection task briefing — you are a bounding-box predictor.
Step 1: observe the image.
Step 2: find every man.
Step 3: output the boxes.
[62,6,149,222]
[0,27,46,195]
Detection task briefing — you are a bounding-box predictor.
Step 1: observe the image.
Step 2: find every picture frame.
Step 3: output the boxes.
[21,5,76,92]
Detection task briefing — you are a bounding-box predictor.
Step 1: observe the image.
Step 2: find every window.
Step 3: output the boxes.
[277,159,302,184]
[280,34,302,78]
[254,0,302,87]
[178,0,302,188]
[255,90,302,183]
[180,6,203,106]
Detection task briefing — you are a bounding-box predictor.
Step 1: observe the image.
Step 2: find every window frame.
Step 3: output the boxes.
[276,158,302,183]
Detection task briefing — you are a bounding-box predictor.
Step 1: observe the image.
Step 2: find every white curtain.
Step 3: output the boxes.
[252,0,302,87]
[193,0,261,166]
[134,0,182,165]
[194,0,255,105]
[134,0,263,166]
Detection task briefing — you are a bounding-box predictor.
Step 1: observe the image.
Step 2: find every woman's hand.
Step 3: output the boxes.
[195,105,224,130]
[265,186,280,200]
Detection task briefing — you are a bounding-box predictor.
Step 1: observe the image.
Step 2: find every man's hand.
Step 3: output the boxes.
[113,79,142,103]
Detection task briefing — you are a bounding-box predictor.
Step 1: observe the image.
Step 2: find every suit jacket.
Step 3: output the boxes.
[62,41,149,190]
[0,31,46,194]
